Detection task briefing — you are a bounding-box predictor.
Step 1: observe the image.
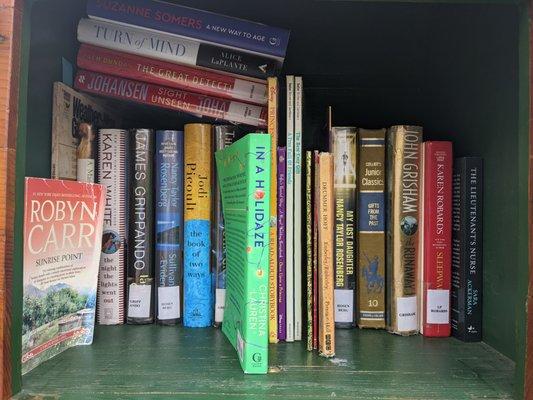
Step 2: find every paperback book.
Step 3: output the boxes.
[183,123,213,327]
[97,129,127,325]
[22,178,106,374]
[215,133,271,374]
[277,146,287,341]
[155,130,184,325]
[51,82,118,181]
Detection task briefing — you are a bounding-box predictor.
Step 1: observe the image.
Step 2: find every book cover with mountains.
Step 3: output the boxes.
[22,178,106,374]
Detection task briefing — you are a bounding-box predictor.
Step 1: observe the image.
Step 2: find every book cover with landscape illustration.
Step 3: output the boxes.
[22,178,106,374]
[215,133,271,374]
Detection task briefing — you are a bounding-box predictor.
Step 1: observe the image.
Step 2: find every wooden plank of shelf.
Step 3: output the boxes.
[16,326,514,399]
[0,0,22,399]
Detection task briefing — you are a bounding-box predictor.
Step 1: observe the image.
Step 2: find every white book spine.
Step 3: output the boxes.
[97,129,127,325]
[285,76,295,342]
[78,18,201,67]
[293,76,303,341]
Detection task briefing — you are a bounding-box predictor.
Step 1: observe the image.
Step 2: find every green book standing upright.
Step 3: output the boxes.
[215,133,271,374]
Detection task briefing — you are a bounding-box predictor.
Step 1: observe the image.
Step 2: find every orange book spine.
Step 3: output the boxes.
[318,153,335,357]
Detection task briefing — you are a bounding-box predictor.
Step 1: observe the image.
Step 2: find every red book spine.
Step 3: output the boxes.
[77,45,268,106]
[74,70,267,127]
[420,141,453,337]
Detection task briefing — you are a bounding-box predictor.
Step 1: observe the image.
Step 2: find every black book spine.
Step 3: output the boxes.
[196,44,282,80]
[451,157,483,341]
[127,129,155,324]
[155,130,184,325]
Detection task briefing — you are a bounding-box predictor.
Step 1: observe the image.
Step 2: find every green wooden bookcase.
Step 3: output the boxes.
[5,0,531,398]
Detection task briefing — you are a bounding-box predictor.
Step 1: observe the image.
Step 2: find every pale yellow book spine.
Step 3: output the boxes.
[318,153,335,357]
[267,77,279,343]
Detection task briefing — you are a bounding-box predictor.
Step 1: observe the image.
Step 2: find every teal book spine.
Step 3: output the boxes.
[215,133,271,374]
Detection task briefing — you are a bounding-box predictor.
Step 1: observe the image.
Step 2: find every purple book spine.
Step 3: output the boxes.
[277,146,287,341]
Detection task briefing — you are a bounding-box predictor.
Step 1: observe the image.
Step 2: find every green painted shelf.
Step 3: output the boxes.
[17,326,514,399]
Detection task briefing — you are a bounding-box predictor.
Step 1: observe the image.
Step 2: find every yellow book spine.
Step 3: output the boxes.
[318,153,335,357]
[267,77,279,343]
[183,123,213,327]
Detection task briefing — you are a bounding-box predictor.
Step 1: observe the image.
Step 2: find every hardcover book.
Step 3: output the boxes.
[451,157,483,342]
[285,75,295,342]
[183,123,213,327]
[127,129,155,324]
[76,123,97,183]
[51,82,118,181]
[22,178,106,374]
[97,129,127,325]
[77,18,281,81]
[214,125,237,326]
[293,76,303,340]
[331,126,357,328]
[155,130,184,325]
[419,141,453,337]
[277,146,287,341]
[75,70,267,127]
[267,77,279,343]
[318,153,335,357]
[77,45,269,105]
[305,151,314,350]
[386,125,423,335]
[87,0,290,59]
[357,128,386,329]
[215,133,271,374]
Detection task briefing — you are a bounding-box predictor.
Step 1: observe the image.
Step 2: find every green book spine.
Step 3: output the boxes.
[215,133,271,374]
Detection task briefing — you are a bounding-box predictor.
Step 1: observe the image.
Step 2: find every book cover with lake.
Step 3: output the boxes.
[22,178,106,374]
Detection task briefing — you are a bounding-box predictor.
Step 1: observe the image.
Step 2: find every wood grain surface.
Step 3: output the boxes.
[0,0,22,398]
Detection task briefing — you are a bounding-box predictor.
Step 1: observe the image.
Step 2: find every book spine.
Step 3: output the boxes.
[77,123,97,183]
[451,157,483,341]
[77,45,269,105]
[77,18,280,81]
[318,153,335,357]
[155,130,183,325]
[86,0,290,58]
[97,129,127,325]
[214,125,237,326]
[419,142,453,337]
[305,151,313,351]
[331,127,357,328]
[127,128,155,324]
[183,123,213,327]
[277,147,287,341]
[312,150,319,349]
[285,75,295,342]
[386,125,422,335]
[357,129,386,329]
[242,135,271,374]
[268,78,279,343]
[293,76,303,340]
[74,70,267,128]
